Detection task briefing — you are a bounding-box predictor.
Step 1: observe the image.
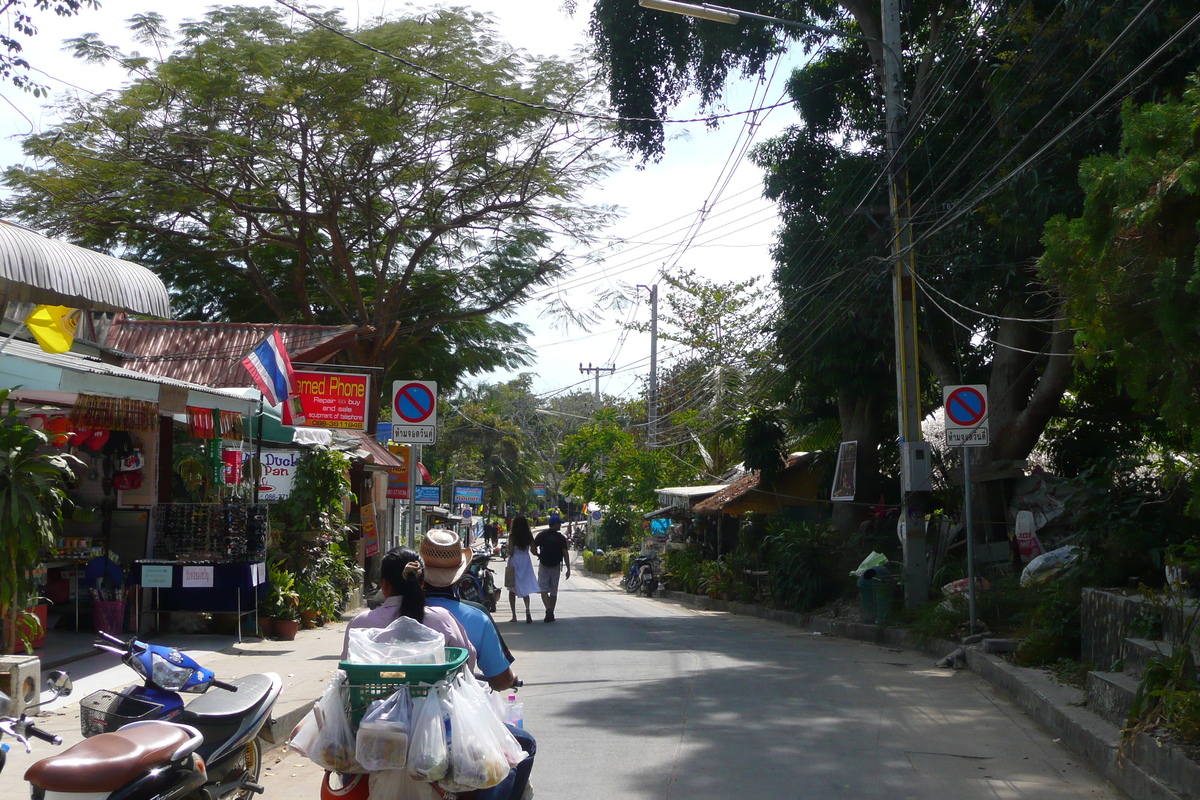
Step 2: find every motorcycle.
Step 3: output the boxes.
[4,677,212,800]
[623,554,659,597]
[458,544,500,612]
[76,630,282,800]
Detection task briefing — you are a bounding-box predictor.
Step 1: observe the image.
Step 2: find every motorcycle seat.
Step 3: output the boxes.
[25,721,193,792]
[178,672,275,724]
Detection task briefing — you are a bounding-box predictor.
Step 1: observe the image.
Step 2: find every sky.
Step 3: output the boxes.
[0,0,797,402]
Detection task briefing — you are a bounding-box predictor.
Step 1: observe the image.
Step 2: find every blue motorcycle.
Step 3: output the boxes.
[77,630,282,800]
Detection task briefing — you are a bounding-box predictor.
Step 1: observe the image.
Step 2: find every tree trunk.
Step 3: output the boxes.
[832,390,887,536]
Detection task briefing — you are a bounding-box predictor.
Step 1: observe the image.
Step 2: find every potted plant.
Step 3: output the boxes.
[0,389,83,654]
[263,562,300,640]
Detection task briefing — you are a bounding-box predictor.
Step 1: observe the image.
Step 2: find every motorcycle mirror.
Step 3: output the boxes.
[46,671,73,698]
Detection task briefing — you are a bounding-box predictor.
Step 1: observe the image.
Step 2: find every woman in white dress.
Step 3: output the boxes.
[506,515,540,623]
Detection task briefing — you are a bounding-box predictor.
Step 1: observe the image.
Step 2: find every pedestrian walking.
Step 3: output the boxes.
[505,515,539,623]
[533,517,571,622]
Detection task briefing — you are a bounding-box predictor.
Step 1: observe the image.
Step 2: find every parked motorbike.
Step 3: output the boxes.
[623,554,659,597]
[78,630,282,800]
[457,544,500,612]
[0,672,71,779]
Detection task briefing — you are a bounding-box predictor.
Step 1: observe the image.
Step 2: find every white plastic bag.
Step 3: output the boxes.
[1020,545,1082,586]
[441,679,512,790]
[311,670,362,773]
[288,707,319,757]
[454,675,525,767]
[356,686,412,771]
[347,616,446,665]
[406,686,450,782]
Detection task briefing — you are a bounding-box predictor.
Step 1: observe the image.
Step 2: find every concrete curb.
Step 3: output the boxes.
[653,587,1197,800]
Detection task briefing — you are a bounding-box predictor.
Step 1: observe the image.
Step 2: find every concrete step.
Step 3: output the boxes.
[1122,637,1196,679]
[1086,669,1141,728]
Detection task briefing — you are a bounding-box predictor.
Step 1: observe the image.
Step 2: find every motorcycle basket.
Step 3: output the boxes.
[79,689,163,737]
[340,646,469,727]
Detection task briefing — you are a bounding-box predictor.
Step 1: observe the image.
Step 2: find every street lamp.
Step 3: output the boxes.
[638,0,928,606]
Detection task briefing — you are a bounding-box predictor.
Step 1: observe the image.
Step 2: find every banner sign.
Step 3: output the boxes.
[182,565,214,588]
[387,465,409,500]
[141,565,173,588]
[283,371,370,430]
[534,483,546,497]
[415,485,441,505]
[362,503,379,558]
[256,449,300,501]
[831,441,858,502]
[453,483,484,505]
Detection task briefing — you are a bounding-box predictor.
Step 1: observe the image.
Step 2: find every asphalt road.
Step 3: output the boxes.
[3,562,1124,799]
[261,562,1122,800]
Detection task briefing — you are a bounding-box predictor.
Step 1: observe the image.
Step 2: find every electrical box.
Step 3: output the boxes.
[900,441,932,493]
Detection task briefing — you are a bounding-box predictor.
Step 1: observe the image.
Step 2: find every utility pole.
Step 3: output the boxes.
[638,0,929,606]
[579,363,615,411]
[638,283,659,447]
[881,0,928,607]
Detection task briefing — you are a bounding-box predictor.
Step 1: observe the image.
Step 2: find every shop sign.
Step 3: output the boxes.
[387,466,409,500]
[415,485,441,506]
[142,565,173,588]
[362,502,379,558]
[182,565,214,588]
[534,483,546,497]
[257,449,300,501]
[453,483,484,505]
[283,371,371,430]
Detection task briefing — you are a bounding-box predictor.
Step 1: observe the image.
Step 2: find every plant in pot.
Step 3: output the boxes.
[263,562,300,640]
[0,389,84,654]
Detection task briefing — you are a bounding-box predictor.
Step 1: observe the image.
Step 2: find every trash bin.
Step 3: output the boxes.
[93,600,126,637]
[857,566,893,625]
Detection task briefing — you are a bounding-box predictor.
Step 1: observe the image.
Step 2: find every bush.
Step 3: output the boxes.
[762,521,846,612]
[663,549,702,593]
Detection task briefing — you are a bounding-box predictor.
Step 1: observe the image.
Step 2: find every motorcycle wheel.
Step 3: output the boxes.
[625,573,640,594]
[220,739,262,800]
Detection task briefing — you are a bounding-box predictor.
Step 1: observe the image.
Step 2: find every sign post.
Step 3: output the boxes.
[943,384,990,634]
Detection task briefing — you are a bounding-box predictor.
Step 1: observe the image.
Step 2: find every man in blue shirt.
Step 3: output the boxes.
[419,529,533,800]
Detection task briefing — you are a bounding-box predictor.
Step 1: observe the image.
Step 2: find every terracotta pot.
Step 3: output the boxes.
[300,610,319,629]
[273,619,299,641]
[257,617,275,638]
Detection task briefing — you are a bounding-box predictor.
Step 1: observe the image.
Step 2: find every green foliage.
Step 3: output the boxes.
[273,447,353,535]
[762,521,846,612]
[262,561,300,621]
[0,388,83,653]
[1124,585,1200,747]
[1013,579,1085,667]
[1041,75,1200,465]
[3,5,616,388]
[582,548,625,574]
[0,1,99,95]
[663,549,703,594]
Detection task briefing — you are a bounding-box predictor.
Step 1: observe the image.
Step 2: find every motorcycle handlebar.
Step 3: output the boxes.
[26,724,61,746]
[211,679,238,693]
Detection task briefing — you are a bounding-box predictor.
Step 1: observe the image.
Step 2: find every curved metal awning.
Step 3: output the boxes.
[0,221,171,317]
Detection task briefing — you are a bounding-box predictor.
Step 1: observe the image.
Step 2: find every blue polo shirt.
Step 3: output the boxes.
[426,596,510,679]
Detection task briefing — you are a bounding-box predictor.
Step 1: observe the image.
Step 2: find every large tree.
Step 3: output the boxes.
[590,0,1198,534]
[0,0,97,94]
[3,5,618,389]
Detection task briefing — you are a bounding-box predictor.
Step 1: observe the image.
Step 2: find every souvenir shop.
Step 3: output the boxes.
[0,338,266,648]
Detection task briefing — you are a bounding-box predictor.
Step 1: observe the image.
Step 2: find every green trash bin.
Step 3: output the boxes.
[857,566,893,625]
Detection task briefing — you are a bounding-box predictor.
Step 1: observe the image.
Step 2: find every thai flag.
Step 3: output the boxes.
[241,330,297,407]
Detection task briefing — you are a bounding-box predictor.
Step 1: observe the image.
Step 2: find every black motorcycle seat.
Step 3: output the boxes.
[25,722,192,791]
[178,673,275,724]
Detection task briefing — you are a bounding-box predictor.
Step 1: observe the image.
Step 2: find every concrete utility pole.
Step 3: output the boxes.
[638,283,659,447]
[579,363,615,411]
[638,0,929,605]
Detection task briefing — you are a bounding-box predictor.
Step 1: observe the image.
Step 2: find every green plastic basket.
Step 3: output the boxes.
[341,647,468,726]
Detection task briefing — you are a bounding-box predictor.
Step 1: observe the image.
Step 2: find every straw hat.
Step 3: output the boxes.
[419,529,471,587]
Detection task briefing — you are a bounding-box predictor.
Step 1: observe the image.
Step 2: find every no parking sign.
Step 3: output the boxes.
[943,384,989,447]
[589,509,603,526]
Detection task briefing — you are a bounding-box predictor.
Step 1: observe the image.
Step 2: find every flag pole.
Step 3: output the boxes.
[254,395,264,504]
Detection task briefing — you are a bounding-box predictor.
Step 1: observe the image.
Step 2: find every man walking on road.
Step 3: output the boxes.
[533,516,570,622]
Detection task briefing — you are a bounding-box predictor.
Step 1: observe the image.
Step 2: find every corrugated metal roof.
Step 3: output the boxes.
[0,338,254,413]
[0,221,171,317]
[104,318,365,387]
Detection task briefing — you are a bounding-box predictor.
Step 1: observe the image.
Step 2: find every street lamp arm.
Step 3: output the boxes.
[638,0,902,67]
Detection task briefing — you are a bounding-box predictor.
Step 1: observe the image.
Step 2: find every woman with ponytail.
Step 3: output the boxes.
[341,546,476,671]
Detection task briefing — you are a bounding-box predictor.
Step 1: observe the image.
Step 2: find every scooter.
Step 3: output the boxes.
[458,545,500,612]
[3,676,212,800]
[623,554,658,597]
[77,630,283,800]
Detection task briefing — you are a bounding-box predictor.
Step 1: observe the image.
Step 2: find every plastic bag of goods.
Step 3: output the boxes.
[439,682,512,791]
[356,686,412,771]
[310,671,363,773]
[453,674,526,766]
[1020,545,1082,587]
[347,616,446,665]
[406,685,450,783]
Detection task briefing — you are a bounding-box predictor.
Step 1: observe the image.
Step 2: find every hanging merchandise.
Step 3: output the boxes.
[115,449,145,472]
[112,471,143,492]
[71,394,158,433]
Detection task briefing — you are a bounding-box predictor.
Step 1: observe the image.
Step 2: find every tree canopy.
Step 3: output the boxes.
[3,5,618,390]
[0,0,97,94]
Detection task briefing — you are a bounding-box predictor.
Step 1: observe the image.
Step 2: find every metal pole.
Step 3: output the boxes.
[964,450,977,632]
[407,444,419,548]
[649,284,659,447]
[253,397,264,504]
[881,0,928,607]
